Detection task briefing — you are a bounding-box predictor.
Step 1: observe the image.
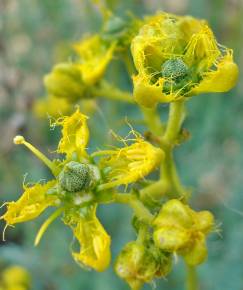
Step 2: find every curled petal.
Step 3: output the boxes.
[64,206,111,272]
[56,108,89,159]
[99,139,164,189]
[133,74,175,107]
[73,35,116,85]
[1,180,57,225]
[190,51,239,95]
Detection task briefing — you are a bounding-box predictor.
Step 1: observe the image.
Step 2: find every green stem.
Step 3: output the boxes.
[186,265,199,290]
[140,106,165,136]
[161,147,187,199]
[114,193,154,224]
[160,101,187,199]
[139,179,169,203]
[163,101,186,144]
[136,223,148,244]
[92,80,134,103]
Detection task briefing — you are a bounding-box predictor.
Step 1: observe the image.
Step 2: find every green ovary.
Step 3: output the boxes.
[59,161,91,193]
[161,58,189,81]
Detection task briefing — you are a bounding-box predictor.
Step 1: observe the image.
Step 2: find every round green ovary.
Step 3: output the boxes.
[161,58,189,82]
[59,161,90,192]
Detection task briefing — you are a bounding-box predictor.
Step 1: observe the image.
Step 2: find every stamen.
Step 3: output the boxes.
[13,135,60,176]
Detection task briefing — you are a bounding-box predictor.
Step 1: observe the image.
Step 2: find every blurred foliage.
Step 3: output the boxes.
[0,0,243,289]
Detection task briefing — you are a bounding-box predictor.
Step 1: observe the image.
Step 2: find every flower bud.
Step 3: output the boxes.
[102,15,142,48]
[153,199,214,266]
[58,161,100,193]
[102,16,127,40]
[115,242,157,290]
[44,63,86,102]
[115,241,172,290]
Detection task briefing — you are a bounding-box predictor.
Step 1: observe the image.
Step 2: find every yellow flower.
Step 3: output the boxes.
[73,35,115,85]
[1,108,165,272]
[153,199,214,266]
[97,138,164,190]
[131,13,238,107]
[1,109,111,272]
[64,205,111,272]
[34,95,73,118]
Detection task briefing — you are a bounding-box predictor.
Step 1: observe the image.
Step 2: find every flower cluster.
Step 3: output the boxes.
[1,9,239,290]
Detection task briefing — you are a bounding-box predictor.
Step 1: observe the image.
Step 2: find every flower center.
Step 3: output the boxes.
[161,58,189,82]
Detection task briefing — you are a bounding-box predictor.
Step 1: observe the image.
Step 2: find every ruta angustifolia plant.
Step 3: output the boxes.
[1,9,238,290]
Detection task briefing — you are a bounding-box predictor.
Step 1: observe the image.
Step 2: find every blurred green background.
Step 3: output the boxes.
[0,0,243,289]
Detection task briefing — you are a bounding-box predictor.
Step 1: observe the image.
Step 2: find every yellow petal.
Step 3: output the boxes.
[190,50,239,95]
[73,35,115,85]
[133,74,174,107]
[99,139,164,189]
[1,180,57,225]
[56,108,89,159]
[64,205,111,272]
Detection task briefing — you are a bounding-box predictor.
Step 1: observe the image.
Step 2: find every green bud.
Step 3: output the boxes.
[44,63,86,102]
[103,16,127,38]
[58,161,100,193]
[161,58,189,82]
